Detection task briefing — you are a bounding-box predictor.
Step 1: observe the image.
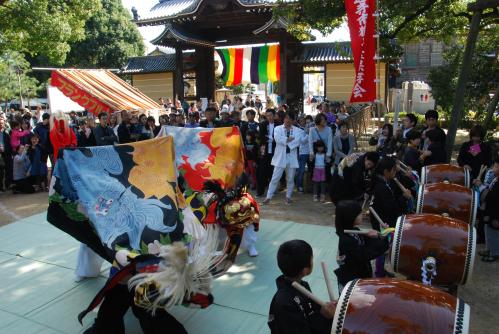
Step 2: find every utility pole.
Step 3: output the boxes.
[445,0,499,161]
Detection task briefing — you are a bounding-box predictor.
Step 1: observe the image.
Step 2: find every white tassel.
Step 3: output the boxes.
[128,225,226,313]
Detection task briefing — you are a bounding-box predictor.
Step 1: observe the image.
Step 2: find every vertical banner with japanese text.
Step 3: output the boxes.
[345,0,376,103]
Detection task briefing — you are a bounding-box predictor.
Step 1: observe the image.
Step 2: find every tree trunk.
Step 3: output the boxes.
[484,84,499,131]
[445,9,482,162]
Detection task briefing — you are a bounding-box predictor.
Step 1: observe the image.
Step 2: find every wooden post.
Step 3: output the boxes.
[484,85,498,132]
[174,46,184,101]
[279,37,288,104]
[206,47,216,102]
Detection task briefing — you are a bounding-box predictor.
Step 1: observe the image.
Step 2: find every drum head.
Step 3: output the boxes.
[332,279,470,334]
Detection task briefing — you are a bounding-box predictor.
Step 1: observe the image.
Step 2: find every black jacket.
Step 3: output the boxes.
[77,130,96,147]
[457,141,491,180]
[94,125,117,146]
[268,275,331,334]
[117,123,132,144]
[371,176,408,228]
[334,230,389,285]
[258,120,281,156]
[1,130,12,158]
[425,141,447,166]
[199,119,222,128]
[330,154,371,203]
[233,120,248,139]
[403,146,422,174]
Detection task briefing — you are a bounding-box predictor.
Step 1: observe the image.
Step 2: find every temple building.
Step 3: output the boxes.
[123,0,387,106]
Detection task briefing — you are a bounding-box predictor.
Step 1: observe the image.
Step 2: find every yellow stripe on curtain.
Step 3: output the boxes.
[227,48,236,86]
[267,45,278,82]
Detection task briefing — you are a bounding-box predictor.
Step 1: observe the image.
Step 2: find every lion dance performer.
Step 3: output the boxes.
[47,131,258,333]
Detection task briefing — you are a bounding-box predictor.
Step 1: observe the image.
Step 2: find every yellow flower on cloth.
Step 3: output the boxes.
[127,136,177,202]
[204,127,245,188]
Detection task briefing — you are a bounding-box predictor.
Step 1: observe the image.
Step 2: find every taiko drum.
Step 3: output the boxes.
[416,183,478,224]
[391,214,476,286]
[421,164,470,187]
[332,278,470,334]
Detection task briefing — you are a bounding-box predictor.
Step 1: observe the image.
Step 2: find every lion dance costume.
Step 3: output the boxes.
[47,126,259,333]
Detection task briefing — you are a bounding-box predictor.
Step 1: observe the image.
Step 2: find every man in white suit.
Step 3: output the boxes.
[263,112,304,205]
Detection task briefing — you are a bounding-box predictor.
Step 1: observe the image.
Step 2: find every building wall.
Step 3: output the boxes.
[131,72,174,103]
[326,62,386,103]
[398,39,445,84]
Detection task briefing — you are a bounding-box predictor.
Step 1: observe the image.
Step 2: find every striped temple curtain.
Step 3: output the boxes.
[217,45,280,86]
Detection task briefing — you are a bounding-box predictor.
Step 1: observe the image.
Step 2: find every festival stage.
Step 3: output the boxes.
[0,213,338,334]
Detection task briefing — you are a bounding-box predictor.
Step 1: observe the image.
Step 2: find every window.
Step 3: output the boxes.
[404,44,418,68]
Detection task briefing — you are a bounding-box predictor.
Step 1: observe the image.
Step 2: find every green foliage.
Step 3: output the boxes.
[65,0,145,68]
[276,1,497,58]
[274,0,345,39]
[0,51,40,102]
[428,27,498,120]
[0,0,100,64]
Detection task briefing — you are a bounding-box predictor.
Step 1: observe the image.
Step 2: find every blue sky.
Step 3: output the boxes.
[121,0,350,54]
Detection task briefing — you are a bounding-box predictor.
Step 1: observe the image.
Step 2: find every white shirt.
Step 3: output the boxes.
[314,153,326,168]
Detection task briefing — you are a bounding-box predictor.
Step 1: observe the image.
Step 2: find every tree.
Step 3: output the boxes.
[65,0,145,68]
[0,51,40,106]
[445,0,499,160]
[428,26,498,121]
[0,0,100,65]
[276,1,498,55]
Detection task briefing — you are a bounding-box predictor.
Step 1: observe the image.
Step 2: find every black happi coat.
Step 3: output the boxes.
[334,229,389,286]
[371,176,408,229]
[268,276,332,334]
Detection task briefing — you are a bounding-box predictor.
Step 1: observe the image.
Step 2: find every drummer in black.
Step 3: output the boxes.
[268,240,336,334]
[370,156,413,230]
[334,201,389,293]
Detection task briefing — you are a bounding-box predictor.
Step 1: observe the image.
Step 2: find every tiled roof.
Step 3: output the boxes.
[138,0,297,22]
[121,55,176,74]
[295,42,353,63]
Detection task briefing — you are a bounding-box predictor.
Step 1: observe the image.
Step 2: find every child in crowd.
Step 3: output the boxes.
[244,130,259,190]
[334,200,389,292]
[27,134,48,191]
[12,144,34,194]
[268,240,336,334]
[403,130,422,173]
[312,140,327,202]
[9,120,31,151]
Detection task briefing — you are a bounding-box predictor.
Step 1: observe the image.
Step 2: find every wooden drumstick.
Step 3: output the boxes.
[291,282,326,307]
[369,207,388,228]
[477,165,487,180]
[321,261,336,302]
[397,160,410,171]
[344,229,371,235]
[394,178,408,193]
